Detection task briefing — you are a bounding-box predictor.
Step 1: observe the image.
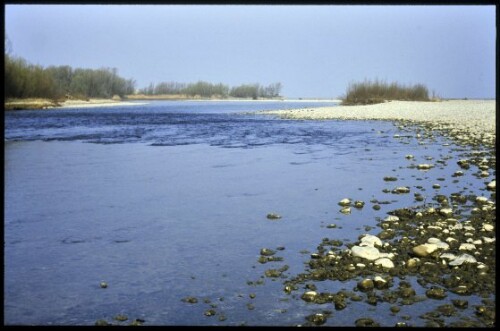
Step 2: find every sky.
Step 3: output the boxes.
[4,5,496,99]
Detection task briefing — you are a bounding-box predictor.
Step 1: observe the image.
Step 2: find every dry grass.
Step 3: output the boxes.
[5,98,60,110]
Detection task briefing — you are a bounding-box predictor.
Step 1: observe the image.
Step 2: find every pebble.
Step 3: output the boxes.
[439,208,453,217]
[260,248,276,256]
[357,278,374,292]
[266,213,282,220]
[301,291,318,302]
[354,200,365,208]
[427,238,449,250]
[384,215,400,222]
[448,254,477,266]
[459,243,476,251]
[426,287,447,300]
[306,313,327,325]
[475,196,489,204]
[486,180,496,190]
[412,243,438,257]
[393,186,410,194]
[374,258,395,269]
[439,253,456,261]
[340,207,351,214]
[338,198,351,206]
[417,164,433,170]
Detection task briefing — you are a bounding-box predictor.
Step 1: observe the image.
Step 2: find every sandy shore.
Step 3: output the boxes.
[5,98,149,110]
[58,99,149,108]
[262,100,495,144]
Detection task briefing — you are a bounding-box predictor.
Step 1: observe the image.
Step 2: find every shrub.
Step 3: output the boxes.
[341,79,431,105]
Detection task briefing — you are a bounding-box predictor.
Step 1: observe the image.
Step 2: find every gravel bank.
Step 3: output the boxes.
[58,99,149,108]
[262,100,495,136]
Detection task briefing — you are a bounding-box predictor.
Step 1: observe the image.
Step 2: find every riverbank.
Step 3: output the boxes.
[4,98,149,110]
[261,99,495,147]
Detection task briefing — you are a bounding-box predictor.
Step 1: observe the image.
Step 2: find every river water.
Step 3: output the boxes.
[4,101,492,326]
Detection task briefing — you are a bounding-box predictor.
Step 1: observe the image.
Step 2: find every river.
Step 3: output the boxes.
[4,100,494,326]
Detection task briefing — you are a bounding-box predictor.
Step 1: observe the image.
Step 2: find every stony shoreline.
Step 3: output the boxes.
[253,99,496,327]
[261,100,495,145]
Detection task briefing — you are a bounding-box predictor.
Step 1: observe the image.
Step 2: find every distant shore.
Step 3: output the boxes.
[4,96,340,110]
[261,99,495,145]
[4,98,149,110]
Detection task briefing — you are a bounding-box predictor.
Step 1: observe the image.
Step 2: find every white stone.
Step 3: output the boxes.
[360,234,383,247]
[440,253,457,260]
[448,254,477,266]
[412,243,438,257]
[374,258,395,269]
[439,208,453,217]
[427,237,442,244]
[483,237,496,243]
[459,243,476,251]
[351,245,381,261]
[483,224,494,232]
[338,198,351,206]
[417,163,433,170]
[384,215,400,222]
[445,237,458,243]
[487,180,496,190]
[380,252,395,259]
[427,238,450,250]
[340,207,351,214]
[394,186,410,193]
[476,196,489,204]
[356,263,366,268]
[302,291,318,301]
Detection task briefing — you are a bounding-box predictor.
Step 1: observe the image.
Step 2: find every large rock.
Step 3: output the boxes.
[448,254,477,266]
[427,238,449,250]
[359,234,382,247]
[412,243,438,257]
[351,245,381,261]
[374,258,395,269]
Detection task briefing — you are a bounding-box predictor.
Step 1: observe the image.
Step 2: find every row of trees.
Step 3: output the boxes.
[138,81,282,99]
[5,54,136,100]
[342,79,430,105]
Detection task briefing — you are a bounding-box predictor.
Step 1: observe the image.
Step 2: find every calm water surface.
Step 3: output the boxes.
[4,101,490,325]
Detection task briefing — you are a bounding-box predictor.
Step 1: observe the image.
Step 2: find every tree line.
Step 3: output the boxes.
[5,54,135,100]
[138,81,282,99]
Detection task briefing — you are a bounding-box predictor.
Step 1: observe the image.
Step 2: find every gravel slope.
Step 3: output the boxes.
[262,100,496,137]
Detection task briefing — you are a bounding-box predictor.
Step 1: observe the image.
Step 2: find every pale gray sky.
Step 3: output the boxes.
[5,5,496,98]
